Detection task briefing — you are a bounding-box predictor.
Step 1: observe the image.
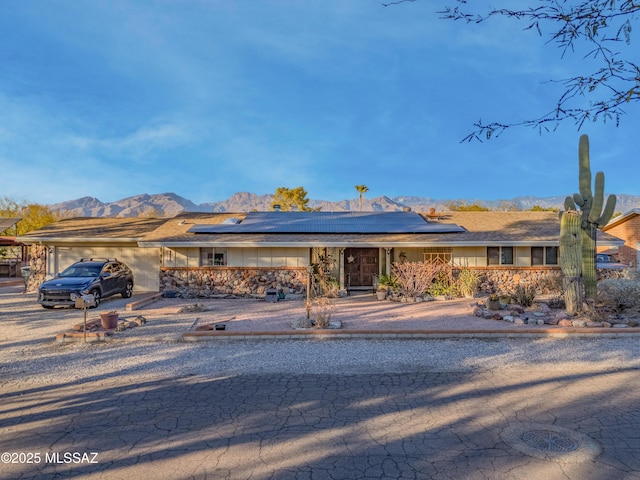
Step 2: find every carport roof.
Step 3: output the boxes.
[0,218,21,234]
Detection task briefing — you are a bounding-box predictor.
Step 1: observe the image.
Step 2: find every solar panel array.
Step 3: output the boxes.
[188,211,464,234]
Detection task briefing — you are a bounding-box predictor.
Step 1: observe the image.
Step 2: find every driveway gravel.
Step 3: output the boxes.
[2,284,640,388]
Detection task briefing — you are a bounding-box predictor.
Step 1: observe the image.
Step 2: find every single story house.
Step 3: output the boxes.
[17,210,625,296]
[600,208,640,268]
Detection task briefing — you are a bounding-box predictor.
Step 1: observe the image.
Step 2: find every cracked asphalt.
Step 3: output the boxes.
[1,282,640,479]
[2,368,639,479]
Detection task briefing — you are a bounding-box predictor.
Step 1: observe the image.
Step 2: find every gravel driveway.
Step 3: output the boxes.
[2,284,640,388]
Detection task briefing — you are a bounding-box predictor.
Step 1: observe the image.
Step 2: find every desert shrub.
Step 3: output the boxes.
[546,295,566,310]
[391,261,442,298]
[427,273,457,297]
[598,278,640,313]
[513,284,537,307]
[456,268,479,298]
[311,297,334,328]
[539,273,563,295]
[583,301,609,322]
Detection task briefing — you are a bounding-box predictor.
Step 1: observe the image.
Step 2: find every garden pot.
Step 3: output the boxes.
[376,290,387,301]
[100,312,119,330]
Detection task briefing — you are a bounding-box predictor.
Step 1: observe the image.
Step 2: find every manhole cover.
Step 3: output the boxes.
[521,430,579,452]
[501,423,601,463]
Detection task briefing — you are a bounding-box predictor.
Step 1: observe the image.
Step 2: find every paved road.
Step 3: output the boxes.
[1,368,639,480]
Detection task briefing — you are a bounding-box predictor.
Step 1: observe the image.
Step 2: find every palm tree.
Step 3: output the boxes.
[355,185,369,212]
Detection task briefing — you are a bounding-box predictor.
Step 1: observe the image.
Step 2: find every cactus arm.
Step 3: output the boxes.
[589,172,605,224]
[597,194,617,228]
[578,134,592,202]
[565,196,577,211]
[572,193,585,207]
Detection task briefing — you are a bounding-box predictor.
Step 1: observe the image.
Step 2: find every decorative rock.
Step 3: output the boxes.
[503,315,515,323]
[514,318,526,325]
[586,322,603,328]
[558,319,574,327]
[612,324,629,328]
[533,312,546,317]
[572,320,587,328]
[538,303,552,314]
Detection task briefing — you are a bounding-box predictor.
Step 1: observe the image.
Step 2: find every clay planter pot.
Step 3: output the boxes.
[100,312,119,330]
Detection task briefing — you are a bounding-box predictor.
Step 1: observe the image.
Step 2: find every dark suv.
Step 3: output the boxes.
[38,258,134,309]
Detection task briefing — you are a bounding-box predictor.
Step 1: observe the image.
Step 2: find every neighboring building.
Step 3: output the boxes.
[17,210,625,296]
[0,218,25,277]
[601,209,640,269]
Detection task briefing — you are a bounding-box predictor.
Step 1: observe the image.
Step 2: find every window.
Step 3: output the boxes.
[200,248,226,266]
[487,247,514,266]
[532,247,558,266]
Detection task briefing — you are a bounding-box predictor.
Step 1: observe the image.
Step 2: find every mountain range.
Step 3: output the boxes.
[49,192,640,218]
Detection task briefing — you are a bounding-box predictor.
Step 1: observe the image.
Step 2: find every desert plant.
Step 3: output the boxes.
[391,261,441,298]
[597,278,640,313]
[512,284,537,307]
[311,297,334,328]
[456,268,480,298]
[377,273,397,290]
[427,273,457,297]
[564,135,616,302]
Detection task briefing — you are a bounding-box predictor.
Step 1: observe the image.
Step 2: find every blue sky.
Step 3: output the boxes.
[1,1,638,205]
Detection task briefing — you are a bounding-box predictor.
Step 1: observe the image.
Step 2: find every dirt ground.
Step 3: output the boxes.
[0,283,559,347]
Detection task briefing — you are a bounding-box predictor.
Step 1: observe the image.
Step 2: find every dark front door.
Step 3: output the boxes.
[344,248,379,287]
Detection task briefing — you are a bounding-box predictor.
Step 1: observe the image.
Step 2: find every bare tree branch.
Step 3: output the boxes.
[418,1,640,141]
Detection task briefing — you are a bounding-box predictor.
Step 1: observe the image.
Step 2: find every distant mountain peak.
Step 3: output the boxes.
[47,191,640,217]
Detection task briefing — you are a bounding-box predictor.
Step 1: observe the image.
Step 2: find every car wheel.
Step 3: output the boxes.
[91,290,101,308]
[122,282,133,299]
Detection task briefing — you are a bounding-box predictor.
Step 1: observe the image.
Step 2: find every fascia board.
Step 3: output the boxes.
[16,237,142,244]
[140,240,567,248]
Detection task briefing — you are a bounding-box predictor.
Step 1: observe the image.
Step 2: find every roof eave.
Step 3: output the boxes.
[16,236,144,244]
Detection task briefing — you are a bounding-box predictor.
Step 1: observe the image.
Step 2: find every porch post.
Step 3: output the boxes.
[385,247,392,275]
[339,248,345,290]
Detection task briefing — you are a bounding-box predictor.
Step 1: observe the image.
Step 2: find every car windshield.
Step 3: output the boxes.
[59,265,102,277]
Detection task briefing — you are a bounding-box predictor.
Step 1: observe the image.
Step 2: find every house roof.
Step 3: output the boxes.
[16,217,167,243]
[16,210,625,248]
[602,208,640,230]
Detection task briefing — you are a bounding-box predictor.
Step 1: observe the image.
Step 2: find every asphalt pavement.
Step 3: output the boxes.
[1,368,639,479]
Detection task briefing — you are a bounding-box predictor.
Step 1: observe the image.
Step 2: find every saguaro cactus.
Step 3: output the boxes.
[559,210,583,314]
[564,135,616,302]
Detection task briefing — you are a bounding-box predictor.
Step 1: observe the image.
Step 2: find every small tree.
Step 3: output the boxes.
[270,187,313,211]
[0,197,69,234]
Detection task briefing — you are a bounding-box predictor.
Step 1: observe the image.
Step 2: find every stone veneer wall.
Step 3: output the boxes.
[26,245,47,293]
[473,267,564,295]
[160,267,308,297]
[473,267,628,295]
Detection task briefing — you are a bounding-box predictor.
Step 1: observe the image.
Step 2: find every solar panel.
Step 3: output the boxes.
[188,212,464,234]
